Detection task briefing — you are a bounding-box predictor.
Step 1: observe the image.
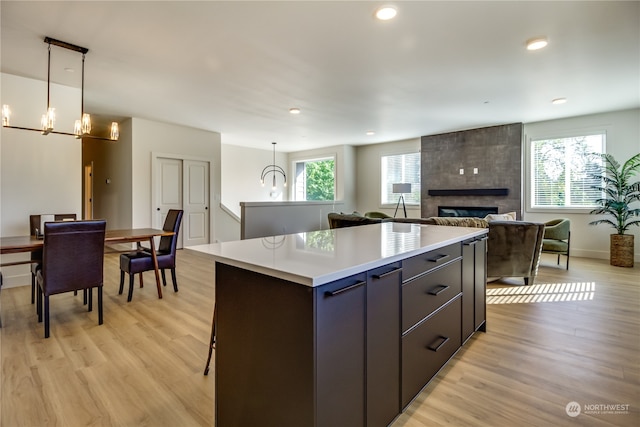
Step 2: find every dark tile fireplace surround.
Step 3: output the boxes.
[421,123,523,219]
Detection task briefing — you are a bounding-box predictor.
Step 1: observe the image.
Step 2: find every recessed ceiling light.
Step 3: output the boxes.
[289,107,301,114]
[375,6,397,21]
[366,131,375,136]
[552,98,567,105]
[526,37,548,50]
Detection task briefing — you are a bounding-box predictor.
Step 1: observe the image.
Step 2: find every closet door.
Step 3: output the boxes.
[183,160,209,246]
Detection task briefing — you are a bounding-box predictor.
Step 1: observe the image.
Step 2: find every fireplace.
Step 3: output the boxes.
[438,206,498,218]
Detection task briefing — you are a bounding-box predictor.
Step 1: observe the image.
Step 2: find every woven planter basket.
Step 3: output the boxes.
[610,234,634,267]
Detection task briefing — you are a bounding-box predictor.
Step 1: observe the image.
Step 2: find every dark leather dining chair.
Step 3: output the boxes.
[119,209,183,302]
[29,214,77,305]
[36,220,106,338]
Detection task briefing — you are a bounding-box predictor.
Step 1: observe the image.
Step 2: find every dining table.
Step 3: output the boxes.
[0,228,174,299]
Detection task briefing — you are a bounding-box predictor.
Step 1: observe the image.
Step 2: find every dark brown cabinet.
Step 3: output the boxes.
[401,296,462,408]
[212,232,487,427]
[316,273,367,427]
[366,263,401,427]
[462,236,487,343]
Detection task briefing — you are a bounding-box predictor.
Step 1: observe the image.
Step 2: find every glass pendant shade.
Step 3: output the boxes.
[41,107,55,133]
[110,122,119,140]
[2,105,10,126]
[81,113,91,134]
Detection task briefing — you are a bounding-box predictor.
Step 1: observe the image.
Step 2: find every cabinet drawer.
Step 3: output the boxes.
[401,296,462,409]
[402,260,461,333]
[402,243,461,282]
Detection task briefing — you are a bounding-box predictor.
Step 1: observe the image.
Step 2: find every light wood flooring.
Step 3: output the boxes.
[1,251,638,426]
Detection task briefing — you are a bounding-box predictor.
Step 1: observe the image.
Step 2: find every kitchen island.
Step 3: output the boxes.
[189,222,488,427]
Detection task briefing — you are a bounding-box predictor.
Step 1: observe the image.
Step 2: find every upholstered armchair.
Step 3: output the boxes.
[486,221,545,285]
[541,218,570,269]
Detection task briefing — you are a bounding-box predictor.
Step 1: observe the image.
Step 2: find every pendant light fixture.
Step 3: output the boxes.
[2,36,119,141]
[260,142,287,190]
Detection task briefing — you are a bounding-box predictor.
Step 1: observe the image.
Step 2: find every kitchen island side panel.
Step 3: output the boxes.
[215,263,315,427]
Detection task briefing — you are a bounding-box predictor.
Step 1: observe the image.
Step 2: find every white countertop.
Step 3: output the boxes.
[187,223,487,287]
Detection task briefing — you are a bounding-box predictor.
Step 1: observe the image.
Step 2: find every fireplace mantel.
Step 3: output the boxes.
[427,188,509,197]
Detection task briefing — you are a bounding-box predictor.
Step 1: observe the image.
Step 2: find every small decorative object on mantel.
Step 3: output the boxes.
[588,153,640,267]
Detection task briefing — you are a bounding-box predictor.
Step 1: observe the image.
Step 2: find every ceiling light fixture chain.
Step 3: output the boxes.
[260,142,287,191]
[2,36,118,141]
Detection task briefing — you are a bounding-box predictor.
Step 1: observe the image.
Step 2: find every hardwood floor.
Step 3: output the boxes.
[1,251,638,426]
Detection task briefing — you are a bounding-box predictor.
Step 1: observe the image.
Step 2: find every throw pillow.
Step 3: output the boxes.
[484,211,517,222]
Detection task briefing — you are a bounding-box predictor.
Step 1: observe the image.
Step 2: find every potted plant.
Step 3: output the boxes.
[589,152,640,267]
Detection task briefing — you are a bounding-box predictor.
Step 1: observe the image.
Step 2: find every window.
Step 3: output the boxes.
[293,157,335,201]
[381,152,421,205]
[530,133,605,209]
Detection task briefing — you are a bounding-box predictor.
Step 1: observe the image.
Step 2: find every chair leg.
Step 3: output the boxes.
[204,303,216,375]
[139,273,144,288]
[87,288,93,312]
[31,273,36,304]
[566,254,570,270]
[556,254,560,265]
[524,277,530,286]
[171,269,178,292]
[128,273,135,302]
[37,285,43,322]
[119,270,125,295]
[161,269,167,287]
[84,289,88,306]
[44,294,50,338]
[98,287,103,325]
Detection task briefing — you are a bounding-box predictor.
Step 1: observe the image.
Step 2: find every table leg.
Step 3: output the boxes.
[149,237,163,299]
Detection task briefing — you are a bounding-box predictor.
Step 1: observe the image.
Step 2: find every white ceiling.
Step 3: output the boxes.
[1,1,638,152]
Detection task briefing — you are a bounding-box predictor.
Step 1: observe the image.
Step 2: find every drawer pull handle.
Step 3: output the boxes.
[427,336,450,352]
[372,267,402,279]
[427,253,450,263]
[325,281,365,297]
[428,284,450,296]
[463,240,477,246]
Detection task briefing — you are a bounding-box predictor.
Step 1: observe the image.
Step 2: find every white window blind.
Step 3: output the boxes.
[531,134,604,208]
[381,152,421,205]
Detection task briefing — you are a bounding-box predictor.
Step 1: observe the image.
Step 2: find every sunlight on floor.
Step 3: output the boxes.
[487,282,595,304]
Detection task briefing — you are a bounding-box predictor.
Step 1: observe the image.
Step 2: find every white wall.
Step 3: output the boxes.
[523,108,640,261]
[130,118,222,241]
[221,143,288,218]
[1,73,83,286]
[355,138,422,217]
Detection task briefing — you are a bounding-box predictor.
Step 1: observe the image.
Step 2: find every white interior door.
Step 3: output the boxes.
[156,157,183,247]
[183,160,210,246]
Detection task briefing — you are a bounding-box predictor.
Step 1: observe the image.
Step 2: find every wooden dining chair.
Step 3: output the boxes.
[36,220,106,338]
[119,210,183,302]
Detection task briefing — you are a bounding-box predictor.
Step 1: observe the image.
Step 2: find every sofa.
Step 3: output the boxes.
[327,212,545,285]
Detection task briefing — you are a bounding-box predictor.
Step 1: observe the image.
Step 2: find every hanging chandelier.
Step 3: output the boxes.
[260,142,287,190]
[2,36,119,141]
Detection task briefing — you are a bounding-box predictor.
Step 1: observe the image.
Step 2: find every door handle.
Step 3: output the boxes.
[324,281,365,297]
[427,336,450,352]
[427,284,450,296]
